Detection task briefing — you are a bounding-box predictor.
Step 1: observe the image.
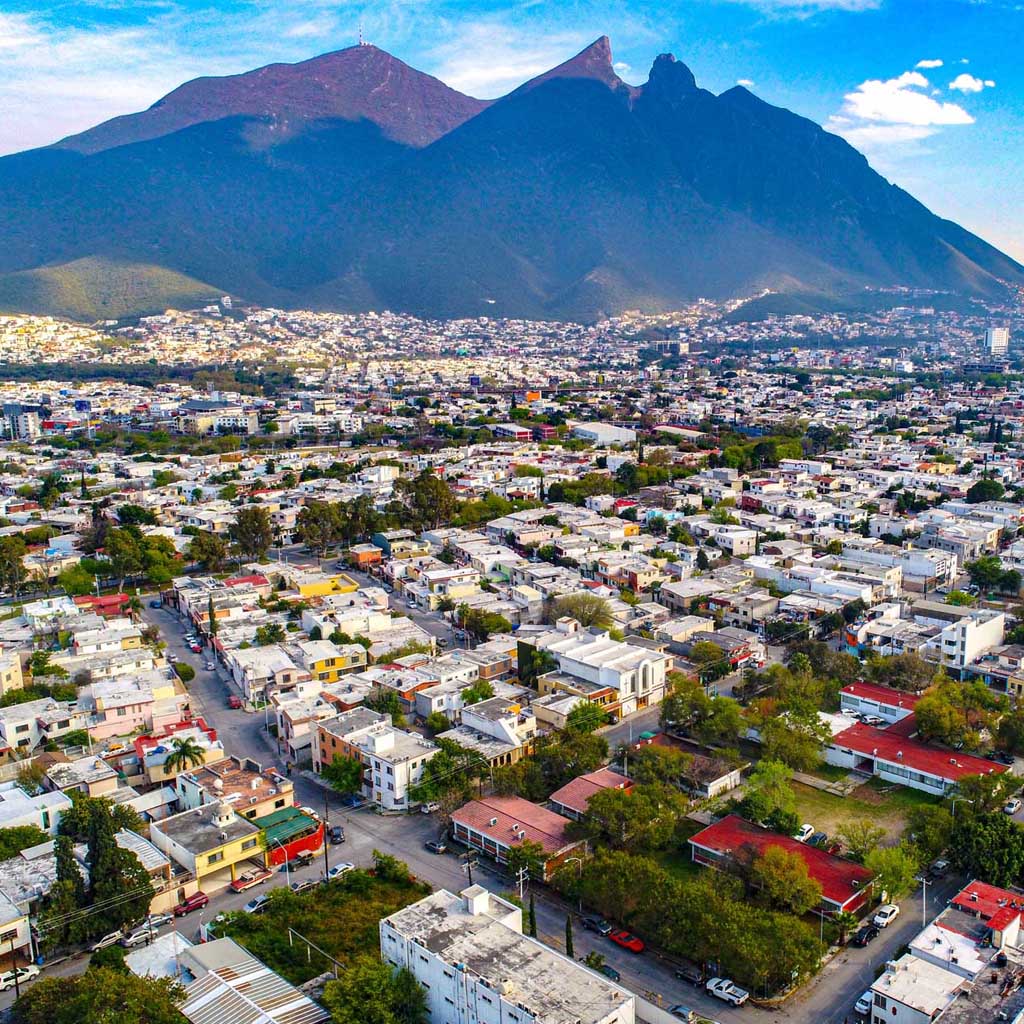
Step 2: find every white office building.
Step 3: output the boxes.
[986,327,1010,355]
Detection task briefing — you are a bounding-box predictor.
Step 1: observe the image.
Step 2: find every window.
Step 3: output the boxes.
[208,852,224,865]
[14,724,28,734]
[117,707,127,717]
[242,838,258,850]
[873,994,886,1009]
[0,929,18,943]
[275,798,286,808]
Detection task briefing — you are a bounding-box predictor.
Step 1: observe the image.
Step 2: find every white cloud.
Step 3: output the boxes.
[614,61,631,72]
[838,70,974,127]
[717,0,879,11]
[915,58,944,69]
[737,78,755,86]
[949,73,995,93]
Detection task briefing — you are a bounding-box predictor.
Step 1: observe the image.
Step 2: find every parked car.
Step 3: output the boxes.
[705,978,749,1006]
[667,1008,720,1024]
[174,891,209,916]
[327,862,355,880]
[290,878,318,894]
[437,638,449,648]
[243,894,270,914]
[230,867,272,892]
[1004,798,1022,815]
[793,823,814,843]
[674,964,706,986]
[873,904,900,928]
[809,831,828,847]
[291,851,316,868]
[851,925,879,947]
[598,963,621,983]
[582,917,613,936]
[329,824,345,845]
[424,839,447,854]
[826,842,843,856]
[120,924,158,947]
[420,802,441,814]
[204,661,216,671]
[927,859,950,879]
[147,912,173,929]
[0,965,39,991]
[855,990,872,1016]
[149,599,163,609]
[190,643,202,653]
[863,715,884,726]
[299,806,319,819]
[91,930,125,951]
[227,694,243,709]
[608,928,645,953]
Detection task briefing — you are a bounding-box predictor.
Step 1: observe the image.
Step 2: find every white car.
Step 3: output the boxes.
[0,964,39,991]
[327,862,355,880]
[793,823,814,843]
[120,924,158,947]
[91,929,125,951]
[243,894,270,914]
[1004,798,1022,815]
[874,904,900,928]
[855,990,873,1016]
[705,978,749,1006]
[299,805,319,819]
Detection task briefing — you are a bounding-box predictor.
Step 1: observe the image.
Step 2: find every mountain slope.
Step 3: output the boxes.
[0,36,1019,322]
[55,44,488,154]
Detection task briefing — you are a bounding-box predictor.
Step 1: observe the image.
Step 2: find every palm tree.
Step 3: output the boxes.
[437,596,456,622]
[163,737,206,776]
[832,910,860,945]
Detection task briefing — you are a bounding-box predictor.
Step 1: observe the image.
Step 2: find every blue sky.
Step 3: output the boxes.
[1,0,1021,260]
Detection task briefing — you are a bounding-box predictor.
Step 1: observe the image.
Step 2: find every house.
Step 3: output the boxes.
[825,722,1006,795]
[839,681,922,723]
[380,886,634,1024]
[293,639,367,683]
[149,801,262,890]
[225,645,307,705]
[0,780,71,834]
[176,756,293,822]
[548,767,633,821]
[436,697,537,769]
[253,807,323,867]
[450,795,586,881]
[868,955,963,1024]
[688,814,872,916]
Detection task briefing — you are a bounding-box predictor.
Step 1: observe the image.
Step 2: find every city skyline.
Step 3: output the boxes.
[0,0,1021,262]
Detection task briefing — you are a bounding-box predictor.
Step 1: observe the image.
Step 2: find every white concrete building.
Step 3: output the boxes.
[868,955,962,1024]
[381,886,634,1024]
[922,609,1005,675]
[0,780,72,835]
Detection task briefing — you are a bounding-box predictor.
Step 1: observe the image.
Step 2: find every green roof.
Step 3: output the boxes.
[253,807,318,846]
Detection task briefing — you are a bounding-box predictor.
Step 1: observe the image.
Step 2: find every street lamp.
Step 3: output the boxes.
[564,856,584,913]
[269,837,291,886]
[951,797,974,818]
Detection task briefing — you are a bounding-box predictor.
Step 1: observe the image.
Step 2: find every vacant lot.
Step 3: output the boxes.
[791,778,939,845]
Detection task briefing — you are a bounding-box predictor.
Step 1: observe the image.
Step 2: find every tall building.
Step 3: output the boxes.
[380,886,635,1024]
[986,327,1010,355]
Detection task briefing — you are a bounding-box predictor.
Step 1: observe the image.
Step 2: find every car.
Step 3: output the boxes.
[147,912,173,929]
[793,823,814,843]
[928,859,950,878]
[1005,798,1022,815]
[0,965,39,991]
[299,805,319,819]
[873,904,900,928]
[436,638,448,648]
[705,978,749,1006]
[667,1008,720,1024]
[91,929,126,951]
[120,924,158,947]
[184,633,197,642]
[174,891,209,916]
[863,715,885,726]
[851,925,879,947]
[204,661,215,671]
[327,862,355,880]
[340,793,363,807]
[243,894,270,914]
[149,599,163,608]
[598,964,621,982]
[291,850,316,868]
[809,831,828,847]
[190,643,202,653]
[227,694,243,709]
[290,878,318,894]
[420,802,441,814]
[855,989,873,1016]
[230,867,272,892]
[826,842,843,856]
[582,917,613,936]
[608,928,645,954]
[424,839,447,854]
[673,964,706,986]
[329,824,346,845]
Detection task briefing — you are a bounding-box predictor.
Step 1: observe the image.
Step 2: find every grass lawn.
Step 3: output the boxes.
[791,779,939,843]
[807,763,852,783]
[653,846,704,882]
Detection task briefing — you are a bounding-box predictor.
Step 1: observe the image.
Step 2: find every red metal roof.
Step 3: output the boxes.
[689,814,872,908]
[832,723,1005,782]
[451,795,580,855]
[841,681,924,710]
[225,574,270,588]
[952,880,1024,922]
[548,767,633,815]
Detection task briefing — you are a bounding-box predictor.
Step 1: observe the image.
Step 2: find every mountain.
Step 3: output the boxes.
[0,37,1020,322]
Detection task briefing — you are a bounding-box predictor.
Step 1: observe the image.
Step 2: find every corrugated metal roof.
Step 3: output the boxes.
[181,959,328,1024]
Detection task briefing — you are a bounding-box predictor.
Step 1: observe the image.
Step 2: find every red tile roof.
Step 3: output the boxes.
[225,574,270,588]
[841,681,923,710]
[832,723,1006,783]
[689,814,872,908]
[451,795,581,855]
[548,768,633,815]
[952,880,1024,922]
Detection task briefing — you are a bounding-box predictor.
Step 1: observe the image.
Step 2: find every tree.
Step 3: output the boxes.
[904,804,954,862]
[506,839,547,883]
[322,756,364,796]
[0,824,49,861]
[36,834,87,951]
[255,623,286,646]
[565,914,574,958]
[660,673,712,731]
[296,500,342,559]
[424,711,451,735]
[173,662,195,682]
[321,957,429,1024]
[738,760,795,824]
[461,679,495,706]
[832,910,859,945]
[750,847,822,915]
[864,842,919,901]
[565,701,609,734]
[230,506,274,560]
[0,535,28,597]
[57,564,94,597]
[867,652,935,692]
[949,812,1024,887]
[10,968,185,1024]
[761,709,830,772]
[836,821,886,862]
[58,794,142,842]
[163,737,206,775]
[694,696,744,746]
[966,478,1005,503]
[207,595,218,637]
[695,548,710,572]
[117,504,157,527]
[549,594,613,630]
[572,783,688,851]
[629,744,692,786]
[394,470,457,530]
[103,527,144,588]
[966,555,1006,590]
[187,531,228,572]
[952,772,1019,815]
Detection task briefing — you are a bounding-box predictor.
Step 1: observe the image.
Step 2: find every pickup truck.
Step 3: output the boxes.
[705,978,749,1006]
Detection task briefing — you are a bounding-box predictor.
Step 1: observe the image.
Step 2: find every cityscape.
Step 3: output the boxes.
[0,5,1023,1024]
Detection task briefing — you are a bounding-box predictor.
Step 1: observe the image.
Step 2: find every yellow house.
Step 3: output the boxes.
[150,801,263,888]
[623,522,641,537]
[0,648,24,697]
[297,639,367,682]
[295,571,359,599]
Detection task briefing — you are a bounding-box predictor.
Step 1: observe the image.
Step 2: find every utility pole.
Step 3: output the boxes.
[9,936,18,999]
[322,792,330,881]
[516,865,529,902]
[922,876,928,928]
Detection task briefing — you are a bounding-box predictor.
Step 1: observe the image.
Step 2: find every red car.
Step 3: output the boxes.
[174,891,209,916]
[608,929,645,954]
[227,694,243,709]
[229,868,272,892]
[190,644,202,653]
